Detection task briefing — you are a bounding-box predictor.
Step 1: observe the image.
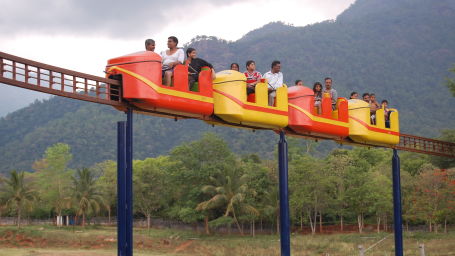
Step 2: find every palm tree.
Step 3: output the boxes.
[1,170,37,228]
[70,168,105,227]
[196,168,258,235]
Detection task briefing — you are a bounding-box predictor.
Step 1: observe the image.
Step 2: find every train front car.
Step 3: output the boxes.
[212,70,288,129]
[347,99,400,146]
[286,86,349,139]
[106,51,213,118]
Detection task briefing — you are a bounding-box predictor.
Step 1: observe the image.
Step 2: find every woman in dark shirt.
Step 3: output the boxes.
[185,48,214,91]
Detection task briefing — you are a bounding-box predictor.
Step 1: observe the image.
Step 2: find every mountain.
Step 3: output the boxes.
[0,0,454,174]
[190,0,455,137]
[0,84,49,117]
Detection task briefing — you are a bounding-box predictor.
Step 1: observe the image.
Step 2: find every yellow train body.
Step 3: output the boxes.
[212,70,288,129]
[348,99,400,146]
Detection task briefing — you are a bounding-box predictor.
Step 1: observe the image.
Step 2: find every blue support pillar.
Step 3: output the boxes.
[117,121,127,256]
[117,108,134,256]
[125,108,133,255]
[278,131,291,256]
[392,149,403,256]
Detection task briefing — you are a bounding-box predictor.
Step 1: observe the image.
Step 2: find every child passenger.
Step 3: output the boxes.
[295,80,304,86]
[244,60,262,95]
[230,63,240,72]
[313,82,323,114]
[382,100,391,128]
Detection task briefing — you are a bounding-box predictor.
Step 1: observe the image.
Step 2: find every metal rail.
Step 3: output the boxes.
[395,133,455,158]
[0,51,123,107]
[1,51,454,158]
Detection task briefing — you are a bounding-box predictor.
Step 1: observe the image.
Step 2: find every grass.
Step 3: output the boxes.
[0,225,454,255]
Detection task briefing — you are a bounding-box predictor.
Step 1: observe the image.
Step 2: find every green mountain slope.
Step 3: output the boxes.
[191,0,455,136]
[0,0,454,173]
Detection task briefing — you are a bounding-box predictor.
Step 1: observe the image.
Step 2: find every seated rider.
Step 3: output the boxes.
[263,60,283,106]
[350,91,358,99]
[381,99,391,128]
[295,80,304,86]
[323,77,337,110]
[244,60,262,95]
[185,48,215,91]
[161,36,184,86]
[230,63,240,72]
[369,93,380,125]
[313,82,323,114]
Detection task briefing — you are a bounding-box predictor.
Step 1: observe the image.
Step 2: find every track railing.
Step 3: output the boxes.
[395,133,455,158]
[0,51,122,107]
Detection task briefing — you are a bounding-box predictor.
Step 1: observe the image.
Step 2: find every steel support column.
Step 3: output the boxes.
[117,121,127,255]
[125,109,133,255]
[278,131,291,256]
[117,108,134,256]
[392,149,403,256]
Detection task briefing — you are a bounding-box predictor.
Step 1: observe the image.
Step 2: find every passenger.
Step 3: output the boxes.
[381,100,391,128]
[350,91,359,99]
[313,82,323,114]
[230,63,240,72]
[369,93,380,125]
[323,77,338,110]
[160,36,185,86]
[295,80,304,86]
[185,48,215,91]
[362,93,370,103]
[244,60,262,95]
[145,39,155,52]
[263,60,283,106]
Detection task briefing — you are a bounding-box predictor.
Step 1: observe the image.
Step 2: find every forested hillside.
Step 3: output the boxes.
[0,0,454,173]
[190,0,455,136]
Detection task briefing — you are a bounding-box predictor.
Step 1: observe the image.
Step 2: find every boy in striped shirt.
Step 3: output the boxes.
[244,60,262,95]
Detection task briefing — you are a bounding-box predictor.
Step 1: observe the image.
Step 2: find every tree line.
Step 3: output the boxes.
[0,133,454,235]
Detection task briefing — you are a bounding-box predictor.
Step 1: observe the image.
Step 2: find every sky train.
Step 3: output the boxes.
[106,51,400,146]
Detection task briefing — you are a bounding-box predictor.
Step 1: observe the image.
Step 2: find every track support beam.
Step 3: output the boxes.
[392,149,403,256]
[278,131,291,256]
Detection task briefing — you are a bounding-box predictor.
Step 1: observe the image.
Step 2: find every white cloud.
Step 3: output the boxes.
[0,0,355,75]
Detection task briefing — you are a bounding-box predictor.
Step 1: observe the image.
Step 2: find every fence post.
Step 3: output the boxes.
[358,245,365,256]
[419,244,425,256]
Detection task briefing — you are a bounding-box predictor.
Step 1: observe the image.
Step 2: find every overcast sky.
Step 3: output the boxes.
[0,0,355,76]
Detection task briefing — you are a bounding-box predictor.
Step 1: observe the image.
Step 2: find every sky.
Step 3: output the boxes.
[0,0,355,75]
[0,0,355,116]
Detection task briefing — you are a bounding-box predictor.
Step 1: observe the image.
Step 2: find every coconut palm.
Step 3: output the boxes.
[70,168,105,227]
[196,168,258,235]
[1,170,37,228]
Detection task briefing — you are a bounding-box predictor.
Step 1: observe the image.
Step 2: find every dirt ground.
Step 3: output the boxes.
[0,225,454,256]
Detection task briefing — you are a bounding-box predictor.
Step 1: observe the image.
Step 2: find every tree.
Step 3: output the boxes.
[70,168,105,227]
[32,143,73,225]
[430,130,455,169]
[446,65,455,97]
[166,133,236,233]
[196,165,258,235]
[0,171,37,228]
[94,160,117,225]
[133,157,169,229]
[289,154,330,235]
[325,149,351,232]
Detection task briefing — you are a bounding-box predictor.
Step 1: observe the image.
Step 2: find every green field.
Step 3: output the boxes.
[0,225,454,255]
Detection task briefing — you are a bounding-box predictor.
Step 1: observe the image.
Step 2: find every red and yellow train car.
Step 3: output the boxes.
[106,51,213,118]
[105,51,400,146]
[287,86,349,140]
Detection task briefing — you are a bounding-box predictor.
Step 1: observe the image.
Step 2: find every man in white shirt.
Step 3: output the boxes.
[160,36,184,86]
[262,60,283,106]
